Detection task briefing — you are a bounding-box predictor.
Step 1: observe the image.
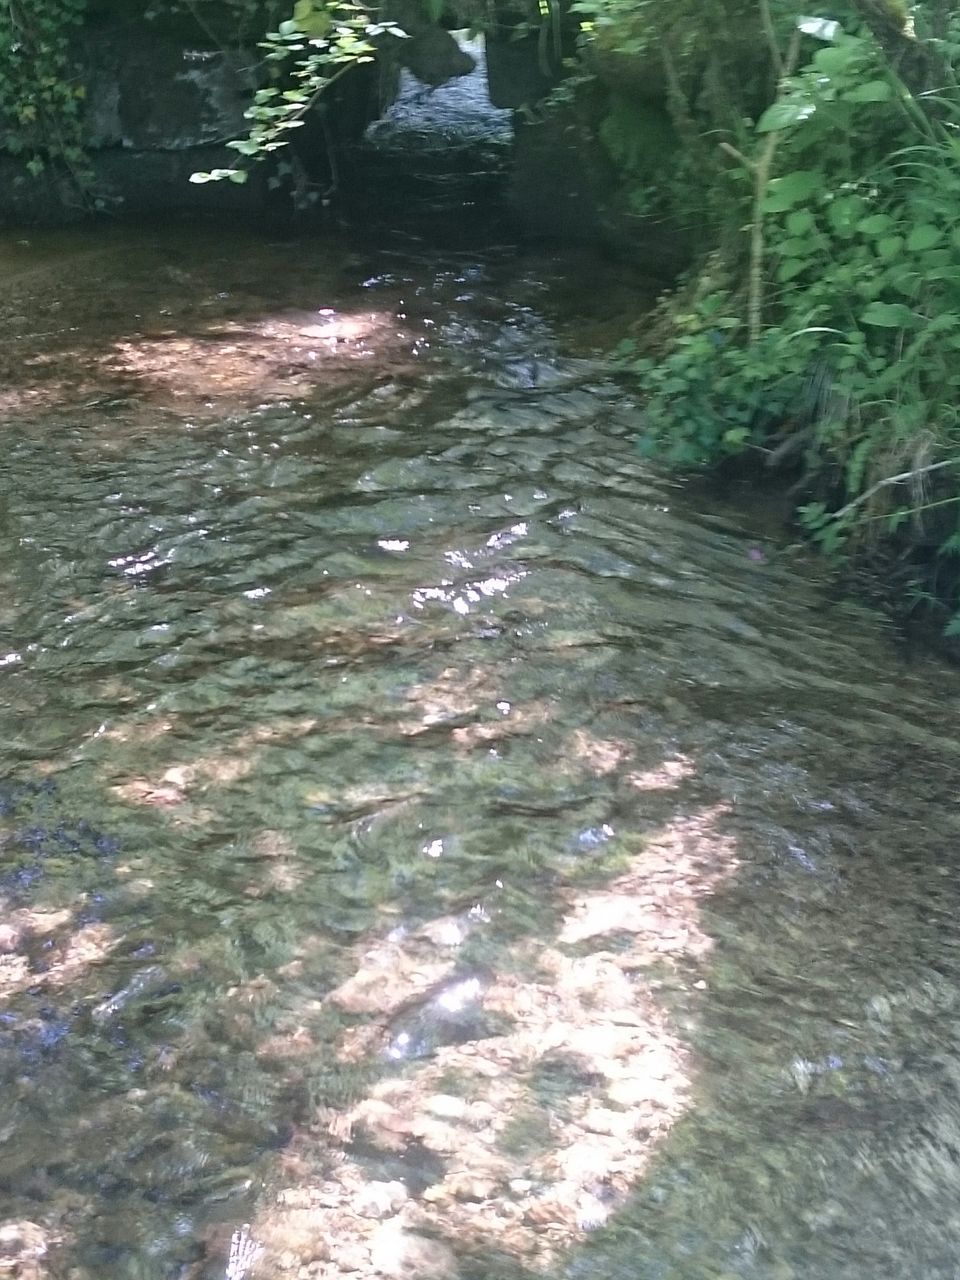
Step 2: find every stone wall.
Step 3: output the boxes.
[0,0,692,275]
[0,5,470,227]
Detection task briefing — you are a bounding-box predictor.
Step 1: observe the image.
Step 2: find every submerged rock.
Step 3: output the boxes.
[354,1180,409,1219]
[384,975,494,1061]
[369,1221,457,1280]
[0,1220,54,1280]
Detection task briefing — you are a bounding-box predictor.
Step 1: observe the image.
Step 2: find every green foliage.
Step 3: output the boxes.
[598,94,680,215]
[573,0,782,230]
[0,0,91,186]
[627,301,816,466]
[604,2,960,630]
[142,0,278,43]
[0,0,403,190]
[191,0,404,185]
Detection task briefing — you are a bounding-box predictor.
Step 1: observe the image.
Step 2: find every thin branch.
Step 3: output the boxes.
[745,29,800,343]
[830,458,960,521]
[718,140,756,172]
[757,0,783,79]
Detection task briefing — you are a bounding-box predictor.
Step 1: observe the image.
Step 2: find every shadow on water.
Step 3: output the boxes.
[1,222,960,1280]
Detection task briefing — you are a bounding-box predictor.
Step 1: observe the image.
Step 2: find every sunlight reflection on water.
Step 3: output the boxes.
[0,229,959,1280]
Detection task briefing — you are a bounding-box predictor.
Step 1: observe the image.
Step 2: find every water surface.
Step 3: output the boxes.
[0,228,959,1280]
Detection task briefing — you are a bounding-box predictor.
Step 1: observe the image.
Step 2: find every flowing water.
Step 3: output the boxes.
[1,223,960,1280]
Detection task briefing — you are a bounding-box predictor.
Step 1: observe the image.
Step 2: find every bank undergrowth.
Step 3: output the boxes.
[576,0,960,632]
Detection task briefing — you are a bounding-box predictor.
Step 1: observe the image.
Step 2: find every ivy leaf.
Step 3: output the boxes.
[293,0,334,37]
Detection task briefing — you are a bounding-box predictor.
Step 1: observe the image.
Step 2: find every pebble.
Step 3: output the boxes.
[354,1181,408,1218]
[277,1189,312,1210]
[369,1222,458,1280]
[424,1094,468,1119]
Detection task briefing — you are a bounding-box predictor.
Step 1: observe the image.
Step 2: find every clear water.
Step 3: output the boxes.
[1,228,959,1280]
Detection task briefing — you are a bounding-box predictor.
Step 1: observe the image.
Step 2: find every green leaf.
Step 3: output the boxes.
[842,79,893,103]
[301,9,334,36]
[890,269,921,298]
[777,236,817,257]
[857,213,894,236]
[786,209,816,235]
[907,223,944,251]
[813,41,863,76]
[860,301,917,327]
[762,170,822,212]
[777,257,808,283]
[919,248,951,270]
[827,195,866,237]
[846,436,873,494]
[756,99,816,133]
[797,501,829,530]
[876,235,904,260]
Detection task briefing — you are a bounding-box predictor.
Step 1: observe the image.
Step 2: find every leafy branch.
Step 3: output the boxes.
[191,0,405,185]
[0,0,91,187]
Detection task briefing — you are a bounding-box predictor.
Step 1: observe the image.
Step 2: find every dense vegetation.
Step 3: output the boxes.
[574,0,960,632]
[3,0,960,629]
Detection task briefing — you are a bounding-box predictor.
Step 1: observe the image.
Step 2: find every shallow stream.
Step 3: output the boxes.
[1,223,960,1280]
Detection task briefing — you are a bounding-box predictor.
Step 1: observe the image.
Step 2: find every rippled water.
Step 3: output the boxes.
[2,229,960,1280]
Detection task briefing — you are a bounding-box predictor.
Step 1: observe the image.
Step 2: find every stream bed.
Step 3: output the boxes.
[1,224,960,1280]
